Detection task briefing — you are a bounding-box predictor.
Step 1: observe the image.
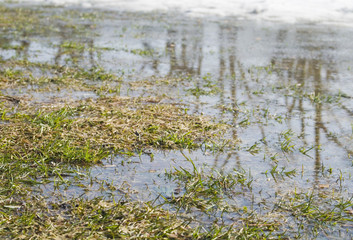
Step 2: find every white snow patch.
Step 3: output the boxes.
[4,0,353,26]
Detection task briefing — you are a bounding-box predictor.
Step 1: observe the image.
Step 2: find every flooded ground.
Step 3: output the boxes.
[1,2,353,239]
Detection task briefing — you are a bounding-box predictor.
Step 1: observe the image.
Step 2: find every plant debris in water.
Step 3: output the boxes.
[0,196,195,239]
[1,96,227,164]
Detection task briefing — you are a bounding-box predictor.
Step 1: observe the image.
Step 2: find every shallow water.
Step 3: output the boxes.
[37,9,353,201]
[1,4,353,237]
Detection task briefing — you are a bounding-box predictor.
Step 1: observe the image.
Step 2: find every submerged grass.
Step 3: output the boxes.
[0,3,353,239]
[0,5,236,236]
[161,154,353,238]
[0,4,99,40]
[0,59,118,91]
[0,95,231,239]
[165,153,253,214]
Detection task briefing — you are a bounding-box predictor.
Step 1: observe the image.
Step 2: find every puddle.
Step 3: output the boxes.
[1,4,353,238]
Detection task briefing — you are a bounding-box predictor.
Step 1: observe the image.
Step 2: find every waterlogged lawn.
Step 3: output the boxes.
[1,2,353,239]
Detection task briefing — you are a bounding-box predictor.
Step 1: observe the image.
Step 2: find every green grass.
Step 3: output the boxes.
[165,158,253,212]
